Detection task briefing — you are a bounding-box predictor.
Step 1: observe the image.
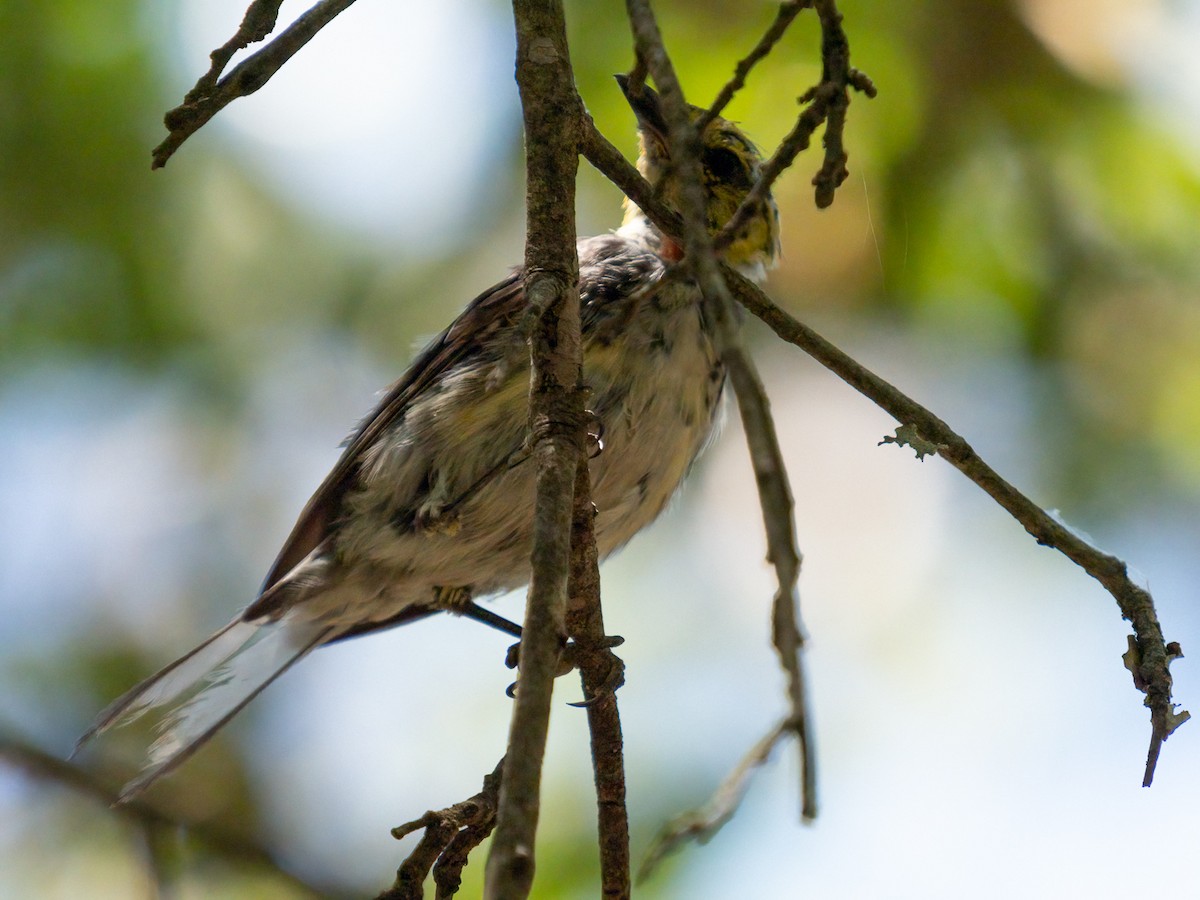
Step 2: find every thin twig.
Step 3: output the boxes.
[484,2,584,897]
[723,337,815,820]
[565,457,631,898]
[624,0,816,829]
[379,759,504,900]
[185,0,285,104]
[639,718,792,881]
[0,732,344,899]
[152,0,360,169]
[697,0,811,132]
[724,268,1190,784]
[713,88,829,250]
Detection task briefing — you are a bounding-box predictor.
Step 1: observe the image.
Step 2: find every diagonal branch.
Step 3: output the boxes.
[587,2,1185,787]
[697,0,811,132]
[724,268,1190,785]
[639,717,792,881]
[184,0,286,104]
[152,0,360,169]
[581,117,681,238]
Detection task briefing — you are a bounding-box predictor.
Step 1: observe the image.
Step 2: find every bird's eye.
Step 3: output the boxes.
[702,146,749,184]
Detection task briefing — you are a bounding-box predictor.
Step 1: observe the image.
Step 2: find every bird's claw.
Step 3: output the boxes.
[503,634,625,702]
[585,407,604,458]
[566,637,626,706]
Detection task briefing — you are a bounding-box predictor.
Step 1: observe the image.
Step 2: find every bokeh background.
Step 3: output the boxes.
[3,0,1199,896]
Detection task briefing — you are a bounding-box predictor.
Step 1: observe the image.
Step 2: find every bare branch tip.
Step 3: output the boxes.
[848,67,878,97]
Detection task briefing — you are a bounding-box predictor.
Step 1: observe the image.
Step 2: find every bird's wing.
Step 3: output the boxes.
[253,272,527,604]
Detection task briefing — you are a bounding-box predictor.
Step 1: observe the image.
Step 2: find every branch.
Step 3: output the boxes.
[152,0,360,169]
[379,759,504,900]
[484,2,584,897]
[0,731,345,898]
[724,269,1190,785]
[564,457,631,897]
[625,0,817,831]
[807,0,875,206]
[639,717,792,881]
[183,0,285,104]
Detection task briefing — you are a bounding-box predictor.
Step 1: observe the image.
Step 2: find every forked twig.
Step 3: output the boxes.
[714,0,875,251]
[152,0,360,169]
[379,759,504,899]
[185,0,285,103]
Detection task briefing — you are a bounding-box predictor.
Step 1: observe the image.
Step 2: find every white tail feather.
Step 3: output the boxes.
[117,619,328,801]
[74,620,260,755]
[125,622,258,719]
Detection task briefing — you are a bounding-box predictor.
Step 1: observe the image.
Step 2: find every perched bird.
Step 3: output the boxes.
[78,77,780,800]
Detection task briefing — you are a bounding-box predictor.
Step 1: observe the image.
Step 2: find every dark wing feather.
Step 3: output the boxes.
[253,272,527,603]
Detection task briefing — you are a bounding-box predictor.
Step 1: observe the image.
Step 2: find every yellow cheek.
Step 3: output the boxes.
[709,191,743,232]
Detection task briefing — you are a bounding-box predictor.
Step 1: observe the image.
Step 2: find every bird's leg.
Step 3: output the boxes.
[435,577,623,702]
[435,587,524,638]
[459,601,524,639]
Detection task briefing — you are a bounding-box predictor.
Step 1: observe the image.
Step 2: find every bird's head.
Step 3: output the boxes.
[617,75,780,281]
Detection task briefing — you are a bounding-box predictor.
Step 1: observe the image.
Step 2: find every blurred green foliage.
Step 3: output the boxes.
[2,0,1198,896]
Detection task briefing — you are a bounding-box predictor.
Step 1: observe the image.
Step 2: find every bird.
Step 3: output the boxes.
[77,76,781,801]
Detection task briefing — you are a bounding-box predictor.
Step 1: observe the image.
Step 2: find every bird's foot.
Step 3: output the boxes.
[504,634,625,703]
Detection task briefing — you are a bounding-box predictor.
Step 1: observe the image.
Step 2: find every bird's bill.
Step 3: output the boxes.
[615,73,669,146]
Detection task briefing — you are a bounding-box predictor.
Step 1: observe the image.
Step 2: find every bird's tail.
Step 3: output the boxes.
[75,616,329,802]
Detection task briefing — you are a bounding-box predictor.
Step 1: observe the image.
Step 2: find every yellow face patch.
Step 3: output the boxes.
[623,112,780,275]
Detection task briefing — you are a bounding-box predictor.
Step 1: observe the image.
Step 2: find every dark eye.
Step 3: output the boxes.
[702,146,749,184]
